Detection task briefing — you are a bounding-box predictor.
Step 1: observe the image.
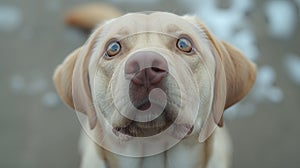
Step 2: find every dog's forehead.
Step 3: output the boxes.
[101,12,198,36]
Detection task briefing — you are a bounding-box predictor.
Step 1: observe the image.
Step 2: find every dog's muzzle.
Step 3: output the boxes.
[125,51,168,111]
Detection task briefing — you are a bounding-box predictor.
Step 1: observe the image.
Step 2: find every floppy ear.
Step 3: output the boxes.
[53,46,97,129]
[53,48,81,109]
[208,35,256,126]
[189,17,256,126]
[53,27,104,129]
[207,32,257,127]
[189,18,256,142]
[220,41,257,109]
[187,17,256,142]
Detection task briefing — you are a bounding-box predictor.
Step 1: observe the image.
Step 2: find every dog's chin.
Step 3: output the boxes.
[112,109,194,140]
[112,110,172,138]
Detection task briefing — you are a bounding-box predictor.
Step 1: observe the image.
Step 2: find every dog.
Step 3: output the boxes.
[54,5,256,168]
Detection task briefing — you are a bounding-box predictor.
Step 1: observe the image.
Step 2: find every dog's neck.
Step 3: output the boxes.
[80,126,232,168]
[94,134,213,168]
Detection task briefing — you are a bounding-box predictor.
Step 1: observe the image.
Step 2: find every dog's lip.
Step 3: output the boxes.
[112,110,169,137]
[113,119,167,132]
[112,122,194,138]
[112,108,194,138]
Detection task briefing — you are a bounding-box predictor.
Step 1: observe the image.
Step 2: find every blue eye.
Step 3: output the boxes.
[106,41,121,57]
[176,37,193,53]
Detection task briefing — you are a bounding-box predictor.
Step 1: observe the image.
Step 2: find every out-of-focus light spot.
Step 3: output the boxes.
[195,0,260,62]
[255,66,283,103]
[0,6,22,32]
[284,53,300,85]
[265,0,297,39]
[257,66,276,87]
[10,74,48,95]
[232,29,260,61]
[42,92,60,108]
[10,75,25,92]
[9,73,60,108]
[225,66,284,119]
[26,76,48,95]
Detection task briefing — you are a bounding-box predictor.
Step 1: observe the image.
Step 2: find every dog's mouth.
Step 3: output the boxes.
[113,106,174,137]
[112,106,194,139]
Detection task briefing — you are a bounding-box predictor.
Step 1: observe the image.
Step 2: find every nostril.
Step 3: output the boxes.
[149,67,168,85]
[151,67,166,73]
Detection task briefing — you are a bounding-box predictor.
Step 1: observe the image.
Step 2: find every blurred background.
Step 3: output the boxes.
[1,0,300,167]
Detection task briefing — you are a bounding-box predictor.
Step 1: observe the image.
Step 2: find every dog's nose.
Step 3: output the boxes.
[125,51,168,86]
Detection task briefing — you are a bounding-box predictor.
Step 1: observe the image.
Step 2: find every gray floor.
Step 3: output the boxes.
[1,0,300,167]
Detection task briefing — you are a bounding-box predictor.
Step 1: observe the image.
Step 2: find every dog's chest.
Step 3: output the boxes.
[116,139,203,168]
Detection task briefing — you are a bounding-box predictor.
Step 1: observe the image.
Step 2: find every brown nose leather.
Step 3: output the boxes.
[125,51,168,87]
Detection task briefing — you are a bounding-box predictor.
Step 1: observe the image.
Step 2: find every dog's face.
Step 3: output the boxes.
[54,12,256,143]
[90,12,217,139]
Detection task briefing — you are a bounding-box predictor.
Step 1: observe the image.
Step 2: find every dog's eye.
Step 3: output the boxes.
[176,37,193,53]
[106,41,121,57]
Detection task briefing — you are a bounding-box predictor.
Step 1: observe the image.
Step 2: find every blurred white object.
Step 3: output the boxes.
[10,73,60,108]
[10,73,48,95]
[27,76,48,95]
[232,29,260,61]
[256,66,276,87]
[284,53,300,85]
[195,0,259,61]
[10,75,25,92]
[232,0,254,12]
[265,0,297,39]
[193,0,285,119]
[196,0,242,39]
[255,66,283,103]
[196,0,254,39]
[42,92,60,108]
[225,66,284,119]
[0,6,22,32]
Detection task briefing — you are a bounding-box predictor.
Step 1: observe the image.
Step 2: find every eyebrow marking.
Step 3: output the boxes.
[166,24,182,34]
[116,27,130,37]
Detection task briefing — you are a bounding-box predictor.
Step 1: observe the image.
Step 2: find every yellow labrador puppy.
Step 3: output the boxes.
[54,8,256,168]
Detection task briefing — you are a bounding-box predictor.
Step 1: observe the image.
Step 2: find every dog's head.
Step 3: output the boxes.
[54,12,256,143]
